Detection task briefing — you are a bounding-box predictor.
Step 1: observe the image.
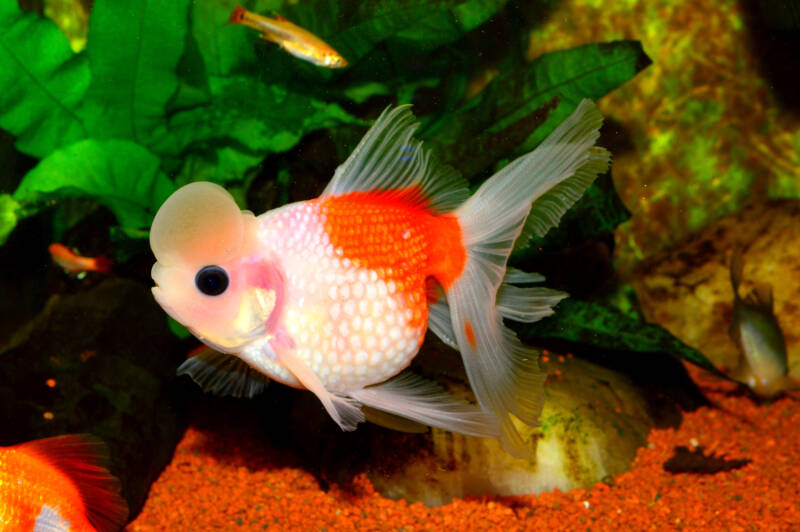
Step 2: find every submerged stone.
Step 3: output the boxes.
[285,345,701,506]
[366,356,656,506]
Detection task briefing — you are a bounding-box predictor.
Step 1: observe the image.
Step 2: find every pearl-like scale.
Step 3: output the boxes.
[251,199,427,392]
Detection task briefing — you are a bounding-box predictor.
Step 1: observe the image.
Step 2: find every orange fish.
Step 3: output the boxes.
[228,6,347,68]
[0,434,128,531]
[150,100,609,457]
[49,244,111,274]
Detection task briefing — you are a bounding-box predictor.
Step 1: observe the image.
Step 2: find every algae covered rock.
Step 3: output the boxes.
[0,277,192,517]
[285,344,701,506]
[365,355,656,506]
[632,199,800,376]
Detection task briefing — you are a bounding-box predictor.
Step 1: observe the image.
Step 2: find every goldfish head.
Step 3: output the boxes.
[150,182,284,353]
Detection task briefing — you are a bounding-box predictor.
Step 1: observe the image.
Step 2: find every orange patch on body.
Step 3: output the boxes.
[464,321,476,348]
[317,190,466,330]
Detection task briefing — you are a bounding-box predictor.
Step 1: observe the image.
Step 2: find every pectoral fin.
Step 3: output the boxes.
[275,348,365,431]
[177,347,270,398]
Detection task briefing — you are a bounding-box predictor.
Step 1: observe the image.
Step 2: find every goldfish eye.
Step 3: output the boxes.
[195,265,229,296]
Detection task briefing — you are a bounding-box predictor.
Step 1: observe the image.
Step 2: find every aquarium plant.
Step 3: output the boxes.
[0,0,718,372]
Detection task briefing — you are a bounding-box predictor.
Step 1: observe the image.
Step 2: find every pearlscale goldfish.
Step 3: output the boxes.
[229,6,347,68]
[728,248,798,398]
[49,244,111,274]
[0,434,128,531]
[150,100,610,456]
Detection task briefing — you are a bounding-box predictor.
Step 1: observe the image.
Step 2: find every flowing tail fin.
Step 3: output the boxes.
[447,99,611,457]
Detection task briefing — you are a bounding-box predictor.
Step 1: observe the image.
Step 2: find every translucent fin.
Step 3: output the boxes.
[150,181,244,268]
[449,99,608,457]
[428,297,459,350]
[322,106,469,213]
[516,146,611,249]
[496,284,568,323]
[362,406,429,433]
[275,348,365,431]
[503,267,545,284]
[427,268,560,347]
[446,272,547,456]
[34,505,70,532]
[177,347,270,398]
[350,372,499,438]
[747,283,774,313]
[19,435,129,532]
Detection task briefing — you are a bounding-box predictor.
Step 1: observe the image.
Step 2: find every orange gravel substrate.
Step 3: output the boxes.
[126,366,800,531]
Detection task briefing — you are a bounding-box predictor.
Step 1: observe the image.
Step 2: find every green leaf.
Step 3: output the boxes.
[13,139,175,229]
[0,194,20,246]
[259,0,508,85]
[155,76,360,185]
[392,0,508,53]
[168,316,192,339]
[190,0,257,78]
[80,0,191,145]
[519,298,724,376]
[0,2,89,157]
[427,41,652,180]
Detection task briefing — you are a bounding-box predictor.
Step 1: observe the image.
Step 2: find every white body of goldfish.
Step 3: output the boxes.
[150,101,610,456]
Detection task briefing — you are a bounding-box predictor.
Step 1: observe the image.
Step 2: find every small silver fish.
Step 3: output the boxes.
[728,248,797,398]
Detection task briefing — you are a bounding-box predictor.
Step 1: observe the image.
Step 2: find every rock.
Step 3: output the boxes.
[632,199,800,375]
[0,277,193,518]
[284,344,701,506]
[366,356,658,505]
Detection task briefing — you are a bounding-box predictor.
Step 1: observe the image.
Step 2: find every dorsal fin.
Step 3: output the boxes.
[322,106,469,213]
[177,347,270,398]
[273,13,289,22]
[18,435,129,532]
[745,282,774,312]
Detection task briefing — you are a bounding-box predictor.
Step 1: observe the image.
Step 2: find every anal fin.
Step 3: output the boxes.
[350,372,500,439]
[275,347,365,431]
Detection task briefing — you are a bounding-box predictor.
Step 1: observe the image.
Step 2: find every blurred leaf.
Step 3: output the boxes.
[427,41,652,180]
[191,0,256,78]
[168,316,191,339]
[156,76,361,184]
[257,0,508,86]
[0,2,89,157]
[79,0,191,145]
[13,140,175,229]
[0,194,19,246]
[519,298,724,376]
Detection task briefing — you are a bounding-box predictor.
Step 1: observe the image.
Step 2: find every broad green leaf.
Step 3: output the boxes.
[80,0,191,145]
[518,298,725,377]
[154,76,360,185]
[427,41,652,180]
[191,0,256,78]
[0,194,19,246]
[14,140,175,229]
[257,0,508,85]
[0,2,89,157]
[392,0,508,53]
